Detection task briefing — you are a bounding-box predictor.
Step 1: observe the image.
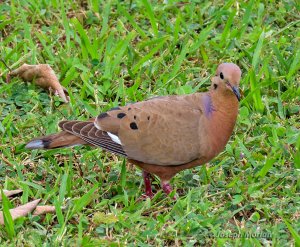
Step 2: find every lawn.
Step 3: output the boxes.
[0,0,299,246]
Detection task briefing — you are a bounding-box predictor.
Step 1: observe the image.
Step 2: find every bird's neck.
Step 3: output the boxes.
[207,88,239,114]
[201,90,239,157]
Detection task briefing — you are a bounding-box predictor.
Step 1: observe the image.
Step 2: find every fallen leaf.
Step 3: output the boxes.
[0,190,23,201]
[33,205,62,216]
[8,63,69,103]
[0,199,41,225]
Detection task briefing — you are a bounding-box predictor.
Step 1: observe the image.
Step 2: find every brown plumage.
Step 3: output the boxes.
[26,63,242,198]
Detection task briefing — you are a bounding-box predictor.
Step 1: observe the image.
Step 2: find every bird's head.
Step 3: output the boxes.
[211,63,242,101]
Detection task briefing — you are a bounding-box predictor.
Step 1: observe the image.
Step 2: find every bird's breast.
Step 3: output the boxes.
[199,107,238,159]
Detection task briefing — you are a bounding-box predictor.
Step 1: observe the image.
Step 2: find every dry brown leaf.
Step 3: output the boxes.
[9,63,69,103]
[0,189,23,201]
[32,205,56,216]
[0,199,41,225]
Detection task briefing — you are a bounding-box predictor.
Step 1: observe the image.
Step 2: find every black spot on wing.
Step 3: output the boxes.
[117,113,126,119]
[130,122,138,130]
[97,112,108,120]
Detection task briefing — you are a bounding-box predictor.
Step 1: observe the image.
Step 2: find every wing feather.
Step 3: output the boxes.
[59,120,127,157]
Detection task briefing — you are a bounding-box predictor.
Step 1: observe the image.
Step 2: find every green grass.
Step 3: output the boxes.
[0,0,299,246]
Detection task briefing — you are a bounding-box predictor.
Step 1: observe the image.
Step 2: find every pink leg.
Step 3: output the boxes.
[162,181,176,200]
[143,171,154,198]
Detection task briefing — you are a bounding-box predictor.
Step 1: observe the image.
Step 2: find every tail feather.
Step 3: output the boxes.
[26,120,126,157]
[25,131,87,150]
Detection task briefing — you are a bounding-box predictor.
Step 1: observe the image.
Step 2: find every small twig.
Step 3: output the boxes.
[233,215,241,229]
[0,58,12,72]
[0,52,32,76]
[0,153,14,167]
[142,206,170,216]
[205,190,226,198]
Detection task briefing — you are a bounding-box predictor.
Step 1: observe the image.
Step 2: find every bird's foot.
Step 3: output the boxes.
[161,181,176,200]
[141,172,176,200]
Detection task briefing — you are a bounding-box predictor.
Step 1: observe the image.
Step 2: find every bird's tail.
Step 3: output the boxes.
[25,131,87,150]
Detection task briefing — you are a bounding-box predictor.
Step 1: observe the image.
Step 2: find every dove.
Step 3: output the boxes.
[26,63,242,198]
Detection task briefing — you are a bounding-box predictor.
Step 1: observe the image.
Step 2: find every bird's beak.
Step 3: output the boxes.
[232,86,241,101]
[226,81,241,101]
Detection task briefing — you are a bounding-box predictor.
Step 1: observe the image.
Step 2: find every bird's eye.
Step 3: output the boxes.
[220,72,224,79]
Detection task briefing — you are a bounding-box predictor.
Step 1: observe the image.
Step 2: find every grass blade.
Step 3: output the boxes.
[252,30,265,70]
[189,22,215,53]
[117,3,147,38]
[72,18,93,59]
[106,31,136,79]
[256,157,276,178]
[99,2,111,38]
[237,0,254,38]
[141,0,158,36]
[287,49,300,80]
[69,185,98,219]
[132,36,167,74]
[220,10,236,47]
[54,197,64,227]
[167,41,190,82]
[120,159,126,189]
[249,68,264,113]
[1,190,15,238]
[59,172,68,204]
[283,218,300,246]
